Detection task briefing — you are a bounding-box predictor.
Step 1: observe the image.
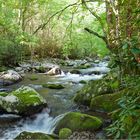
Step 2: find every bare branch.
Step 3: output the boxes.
[84,27,110,50]
[33,2,81,35]
[82,0,107,36]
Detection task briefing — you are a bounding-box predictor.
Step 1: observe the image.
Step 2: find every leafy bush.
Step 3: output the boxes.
[106,77,140,139]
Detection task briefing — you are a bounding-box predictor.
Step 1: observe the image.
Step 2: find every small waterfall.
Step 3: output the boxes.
[2,110,65,140]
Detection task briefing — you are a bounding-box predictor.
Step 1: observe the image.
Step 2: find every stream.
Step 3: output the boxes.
[0,60,109,139]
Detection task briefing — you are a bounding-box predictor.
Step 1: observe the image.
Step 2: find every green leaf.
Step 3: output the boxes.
[122,43,128,50]
[131,48,140,54]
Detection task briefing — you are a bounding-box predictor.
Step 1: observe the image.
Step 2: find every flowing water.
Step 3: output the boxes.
[0,61,109,139]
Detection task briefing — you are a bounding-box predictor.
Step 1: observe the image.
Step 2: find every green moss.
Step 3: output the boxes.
[15,131,54,140]
[0,86,47,115]
[73,77,120,106]
[12,86,45,106]
[35,66,46,73]
[79,80,87,84]
[75,63,91,69]
[55,112,102,133]
[29,76,38,81]
[59,128,72,139]
[90,91,124,112]
[0,92,8,97]
[0,66,8,72]
[42,83,64,89]
[70,69,81,74]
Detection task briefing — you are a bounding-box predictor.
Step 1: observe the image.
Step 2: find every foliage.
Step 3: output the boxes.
[106,77,140,139]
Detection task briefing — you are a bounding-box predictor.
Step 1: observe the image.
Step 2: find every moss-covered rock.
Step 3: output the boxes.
[54,112,102,134]
[42,83,64,89]
[79,80,87,84]
[70,69,81,74]
[74,63,91,69]
[73,77,120,106]
[59,128,72,139]
[29,75,38,81]
[34,66,47,73]
[0,86,47,116]
[90,91,123,112]
[15,131,54,140]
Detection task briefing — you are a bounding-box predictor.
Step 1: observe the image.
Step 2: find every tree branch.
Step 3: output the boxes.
[82,0,107,36]
[84,27,110,50]
[33,2,81,35]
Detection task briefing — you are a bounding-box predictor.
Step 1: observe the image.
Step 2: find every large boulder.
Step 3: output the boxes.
[54,112,102,134]
[0,70,22,86]
[0,86,47,116]
[90,91,123,112]
[73,76,120,106]
[15,131,57,140]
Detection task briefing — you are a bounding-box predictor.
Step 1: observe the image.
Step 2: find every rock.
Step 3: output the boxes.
[45,67,62,75]
[70,69,81,74]
[0,70,22,86]
[0,86,47,116]
[73,77,120,106]
[42,83,64,89]
[33,66,46,73]
[29,75,38,81]
[90,91,123,112]
[15,131,55,140]
[68,131,96,140]
[54,112,102,133]
[59,128,72,139]
[74,63,92,69]
[79,80,87,84]
[15,67,23,72]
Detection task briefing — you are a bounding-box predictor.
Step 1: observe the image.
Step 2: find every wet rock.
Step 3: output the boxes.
[15,131,56,140]
[90,91,123,112]
[0,70,22,86]
[74,63,92,69]
[70,69,81,74]
[45,67,62,75]
[59,128,72,139]
[0,86,47,116]
[42,83,64,89]
[54,112,102,133]
[33,66,47,73]
[15,67,23,72]
[73,76,120,106]
[68,131,96,140]
[79,80,87,84]
[29,75,38,81]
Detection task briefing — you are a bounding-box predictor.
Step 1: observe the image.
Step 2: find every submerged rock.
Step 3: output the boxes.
[0,70,22,86]
[29,75,38,81]
[59,128,72,139]
[0,86,47,116]
[42,83,65,89]
[54,112,102,133]
[15,131,57,140]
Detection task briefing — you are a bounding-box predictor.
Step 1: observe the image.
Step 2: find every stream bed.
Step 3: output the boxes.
[0,60,109,139]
